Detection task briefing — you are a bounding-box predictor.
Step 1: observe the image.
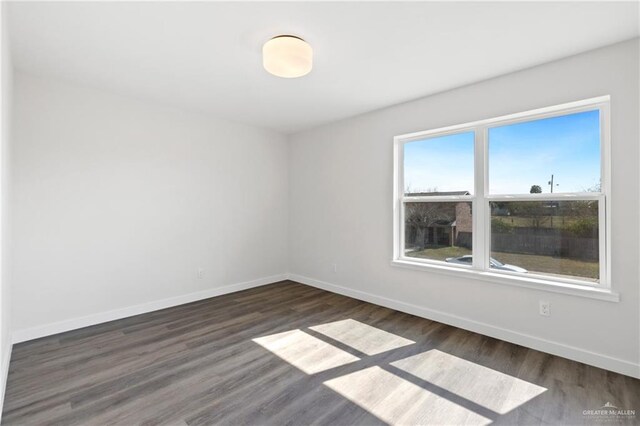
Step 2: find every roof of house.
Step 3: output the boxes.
[406,191,470,196]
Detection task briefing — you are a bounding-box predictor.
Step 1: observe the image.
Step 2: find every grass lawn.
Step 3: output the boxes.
[407,246,598,281]
[407,245,471,261]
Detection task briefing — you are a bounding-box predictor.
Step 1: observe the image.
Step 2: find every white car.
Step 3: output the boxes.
[445,255,527,273]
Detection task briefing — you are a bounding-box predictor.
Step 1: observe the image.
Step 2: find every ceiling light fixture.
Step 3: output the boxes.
[263,35,313,78]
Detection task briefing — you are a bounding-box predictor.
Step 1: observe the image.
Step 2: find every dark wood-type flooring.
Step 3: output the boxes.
[3,281,639,425]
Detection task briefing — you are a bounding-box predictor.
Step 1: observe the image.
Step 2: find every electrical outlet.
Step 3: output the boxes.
[197,268,204,279]
[539,300,550,316]
[332,263,338,273]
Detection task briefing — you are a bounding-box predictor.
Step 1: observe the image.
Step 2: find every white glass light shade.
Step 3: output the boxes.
[263,35,312,78]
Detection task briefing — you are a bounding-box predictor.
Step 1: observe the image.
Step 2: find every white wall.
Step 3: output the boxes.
[0,2,14,415]
[0,0,14,413]
[289,39,640,377]
[12,73,288,337]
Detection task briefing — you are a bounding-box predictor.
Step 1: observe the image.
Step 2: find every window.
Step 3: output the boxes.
[394,97,610,290]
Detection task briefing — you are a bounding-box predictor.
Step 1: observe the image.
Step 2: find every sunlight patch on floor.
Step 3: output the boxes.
[324,366,492,425]
[309,319,415,355]
[252,329,360,374]
[391,349,547,414]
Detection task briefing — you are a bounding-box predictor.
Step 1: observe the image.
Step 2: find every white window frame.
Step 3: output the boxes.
[392,96,617,302]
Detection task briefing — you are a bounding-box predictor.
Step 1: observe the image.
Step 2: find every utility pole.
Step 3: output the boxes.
[548,174,559,193]
[547,174,559,228]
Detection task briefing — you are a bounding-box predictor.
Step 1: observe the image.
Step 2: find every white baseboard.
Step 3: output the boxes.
[12,274,288,344]
[0,341,12,421]
[288,273,640,379]
[11,272,639,378]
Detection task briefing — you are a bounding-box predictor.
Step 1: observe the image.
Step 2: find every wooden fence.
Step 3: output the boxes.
[492,229,598,261]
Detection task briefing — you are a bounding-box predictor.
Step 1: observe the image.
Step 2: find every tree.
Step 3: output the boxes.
[508,201,549,228]
[584,182,601,193]
[405,203,454,248]
[530,185,542,194]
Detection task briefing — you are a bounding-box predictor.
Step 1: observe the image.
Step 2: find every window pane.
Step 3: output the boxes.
[404,202,472,263]
[404,132,474,196]
[490,200,599,282]
[489,110,600,195]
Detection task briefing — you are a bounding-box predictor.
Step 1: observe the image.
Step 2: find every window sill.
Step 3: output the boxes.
[391,259,620,302]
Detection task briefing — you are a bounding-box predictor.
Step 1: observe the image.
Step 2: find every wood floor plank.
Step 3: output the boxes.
[3,280,639,425]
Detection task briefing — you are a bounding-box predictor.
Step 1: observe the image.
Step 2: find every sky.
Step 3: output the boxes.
[403,110,601,195]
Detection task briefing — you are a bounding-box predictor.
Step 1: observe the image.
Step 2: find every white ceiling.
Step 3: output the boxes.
[7,1,640,134]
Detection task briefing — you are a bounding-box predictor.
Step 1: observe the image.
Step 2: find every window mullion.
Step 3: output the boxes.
[473,127,488,271]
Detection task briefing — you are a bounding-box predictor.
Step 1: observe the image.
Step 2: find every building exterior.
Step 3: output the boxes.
[405,191,472,250]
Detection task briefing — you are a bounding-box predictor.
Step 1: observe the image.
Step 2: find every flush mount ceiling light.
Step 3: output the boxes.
[263,35,313,78]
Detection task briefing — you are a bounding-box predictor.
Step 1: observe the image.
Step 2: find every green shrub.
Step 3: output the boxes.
[566,217,598,237]
[491,218,514,233]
